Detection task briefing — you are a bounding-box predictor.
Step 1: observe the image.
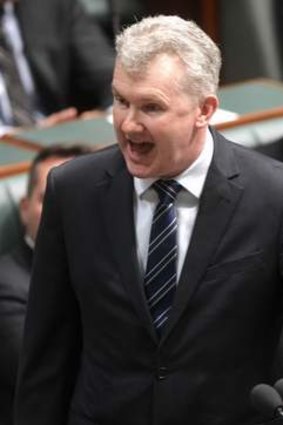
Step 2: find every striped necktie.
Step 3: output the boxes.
[144,179,182,336]
[0,9,35,126]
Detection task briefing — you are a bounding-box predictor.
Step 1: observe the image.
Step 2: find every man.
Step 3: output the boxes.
[0,0,114,133]
[0,145,91,425]
[14,15,283,425]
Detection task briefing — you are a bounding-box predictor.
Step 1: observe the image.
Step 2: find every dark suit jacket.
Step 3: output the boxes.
[254,138,283,381]
[0,241,32,425]
[15,0,114,113]
[14,129,283,425]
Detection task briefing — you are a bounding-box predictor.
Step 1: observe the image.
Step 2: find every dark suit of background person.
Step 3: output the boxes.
[0,240,31,425]
[4,0,114,121]
[255,137,283,162]
[274,0,283,76]
[14,16,283,425]
[0,145,91,425]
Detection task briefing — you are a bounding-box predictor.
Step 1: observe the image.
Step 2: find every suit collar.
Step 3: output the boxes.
[209,126,240,180]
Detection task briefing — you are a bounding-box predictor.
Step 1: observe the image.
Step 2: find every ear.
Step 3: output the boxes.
[19,197,29,228]
[195,95,219,128]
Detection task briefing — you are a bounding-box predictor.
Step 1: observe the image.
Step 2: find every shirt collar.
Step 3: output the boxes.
[24,234,35,250]
[134,128,214,200]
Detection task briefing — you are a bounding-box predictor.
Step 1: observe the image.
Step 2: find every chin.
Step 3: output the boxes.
[125,161,154,179]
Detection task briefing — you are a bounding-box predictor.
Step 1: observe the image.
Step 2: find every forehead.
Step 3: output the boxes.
[113,54,186,97]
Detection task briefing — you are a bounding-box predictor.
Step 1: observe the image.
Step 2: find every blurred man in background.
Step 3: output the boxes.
[0,0,114,134]
[0,145,91,425]
[255,135,283,162]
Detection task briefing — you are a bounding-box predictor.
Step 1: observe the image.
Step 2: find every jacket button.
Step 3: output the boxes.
[157,366,167,380]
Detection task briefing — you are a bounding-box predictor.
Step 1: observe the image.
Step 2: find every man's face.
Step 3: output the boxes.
[20,156,72,242]
[112,54,217,179]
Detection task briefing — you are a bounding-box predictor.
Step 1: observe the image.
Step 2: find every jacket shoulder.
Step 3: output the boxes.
[51,144,124,187]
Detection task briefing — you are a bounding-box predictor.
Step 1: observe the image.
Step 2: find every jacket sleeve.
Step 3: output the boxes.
[14,171,82,425]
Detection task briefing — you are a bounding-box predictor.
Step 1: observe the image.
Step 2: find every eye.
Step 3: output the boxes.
[142,103,164,113]
[113,94,129,108]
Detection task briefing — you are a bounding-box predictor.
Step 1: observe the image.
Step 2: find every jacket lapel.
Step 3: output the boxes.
[163,131,244,341]
[103,162,158,342]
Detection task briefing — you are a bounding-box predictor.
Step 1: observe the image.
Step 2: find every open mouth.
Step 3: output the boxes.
[128,140,154,155]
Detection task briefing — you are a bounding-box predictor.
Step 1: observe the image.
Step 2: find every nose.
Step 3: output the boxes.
[120,108,144,135]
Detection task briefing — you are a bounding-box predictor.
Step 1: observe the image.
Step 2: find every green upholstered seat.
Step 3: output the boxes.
[221,117,283,148]
[0,143,34,170]
[219,80,283,114]
[17,117,116,149]
[217,80,283,148]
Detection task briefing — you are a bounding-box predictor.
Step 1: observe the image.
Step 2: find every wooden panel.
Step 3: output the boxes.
[0,162,31,178]
[215,106,283,130]
[199,0,219,41]
[143,0,219,40]
[144,0,197,17]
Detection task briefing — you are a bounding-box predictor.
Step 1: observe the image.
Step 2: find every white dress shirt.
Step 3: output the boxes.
[134,128,214,281]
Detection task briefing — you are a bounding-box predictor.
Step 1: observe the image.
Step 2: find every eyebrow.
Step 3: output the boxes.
[112,88,164,103]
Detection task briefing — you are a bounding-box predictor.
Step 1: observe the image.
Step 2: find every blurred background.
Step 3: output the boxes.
[81,0,283,85]
[1,0,283,185]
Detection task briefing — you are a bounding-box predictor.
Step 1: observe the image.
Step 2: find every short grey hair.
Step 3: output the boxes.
[115,15,222,101]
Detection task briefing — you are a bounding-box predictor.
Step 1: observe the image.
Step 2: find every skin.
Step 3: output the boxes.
[19,156,73,242]
[112,53,218,179]
[38,107,79,129]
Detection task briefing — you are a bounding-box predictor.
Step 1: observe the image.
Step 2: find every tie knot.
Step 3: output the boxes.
[153,179,182,205]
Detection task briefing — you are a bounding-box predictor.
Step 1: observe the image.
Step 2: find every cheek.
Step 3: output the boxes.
[113,107,124,128]
[113,114,126,143]
[155,123,194,158]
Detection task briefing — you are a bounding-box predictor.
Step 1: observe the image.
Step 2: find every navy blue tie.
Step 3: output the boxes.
[144,179,182,335]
